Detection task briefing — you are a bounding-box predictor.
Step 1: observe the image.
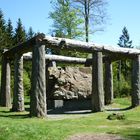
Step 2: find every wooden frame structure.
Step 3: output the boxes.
[0,33,140,118]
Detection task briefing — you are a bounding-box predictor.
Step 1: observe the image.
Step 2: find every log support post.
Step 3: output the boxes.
[12,54,24,111]
[0,54,11,107]
[131,55,140,107]
[92,52,104,112]
[30,41,46,117]
[104,59,113,105]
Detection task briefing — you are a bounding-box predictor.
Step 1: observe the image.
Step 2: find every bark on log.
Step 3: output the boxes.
[23,53,124,66]
[104,60,113,105]
[23,53,90,65]
[4,34,140,62]
[0,55,11,107]
[30,43,46,118]
[131,55,140,107]
[92,52,104,112]
[4,34,45,59]
[12,54,24,111]
[43,36,140,56]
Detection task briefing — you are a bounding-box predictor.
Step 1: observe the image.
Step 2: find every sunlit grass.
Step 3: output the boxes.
[0,97,140,140]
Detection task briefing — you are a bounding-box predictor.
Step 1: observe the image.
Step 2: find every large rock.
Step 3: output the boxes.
[46,67,92,100]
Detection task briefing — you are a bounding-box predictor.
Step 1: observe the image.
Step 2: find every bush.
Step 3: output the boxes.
[107,113,126,120]
[23,69,31,96]
[10,64,31,97]
[113,75,131,98]
[113,62,131,98]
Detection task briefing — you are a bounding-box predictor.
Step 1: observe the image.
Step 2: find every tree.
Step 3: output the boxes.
[72,0,108,42]
[14,18,26,46]
[5,19,14,48]
[118,27,133,48]
[27,27,35,40]
[0,9,7,50]
[49,0,84,39]
[116,27,133,96]
[117,27,133,79]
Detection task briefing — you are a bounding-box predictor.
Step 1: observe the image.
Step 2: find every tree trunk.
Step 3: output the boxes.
[131,55,140,107]
[0,55,11,107]
[104,60,113,105]
[12,54,24,111]
[117,60,121,96]
[30,43,46,118]
[84,0,89,42]
[92,52,104,112]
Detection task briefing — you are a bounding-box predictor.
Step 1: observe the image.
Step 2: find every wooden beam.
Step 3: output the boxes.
[30,43,46,118]
[131,55,140,107]
[23,53,92,65]
[0,55,11,107]
[91,52,104,112]
[104,60,113,105]
[42,36,140,56]
[4,34,45,59]
[4,35,140,62]
[12,54,24,111]
[24,53,121,66]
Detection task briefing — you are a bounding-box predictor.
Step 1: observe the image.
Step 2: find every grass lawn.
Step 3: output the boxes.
[0,97,140,140]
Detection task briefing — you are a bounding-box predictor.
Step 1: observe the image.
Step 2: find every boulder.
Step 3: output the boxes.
[46,67,92,100]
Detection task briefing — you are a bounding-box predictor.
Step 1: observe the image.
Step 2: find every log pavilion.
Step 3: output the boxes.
[0,33,140,118]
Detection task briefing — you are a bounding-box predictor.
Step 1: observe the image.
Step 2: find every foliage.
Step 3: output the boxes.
[118,27,133,48]
[49,0,88,57]
[14,18,26,46]
[0,9,7,50]
[23,61,32,96]
[5,19,14,48]
[27,27,35,40]
[49,0,84,39]
[113,62,131,98]
[72,0,108,42]
[107,113,125,120]
[23,69,31,96]
[117,27,133,79]
[0,98,139,140]
[0,9,35,98]
[113,27,133,98]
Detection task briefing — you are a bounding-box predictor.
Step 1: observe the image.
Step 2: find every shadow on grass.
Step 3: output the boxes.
[117,128,140,140]
[0,109,29,119]
[106,106,133,111]
[47,107,92,115]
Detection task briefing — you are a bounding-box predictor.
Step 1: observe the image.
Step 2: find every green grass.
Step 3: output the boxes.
[0,97,140,140]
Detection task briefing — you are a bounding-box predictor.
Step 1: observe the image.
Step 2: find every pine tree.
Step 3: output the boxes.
[14,18,26,46]
[5,19,14,48]
[118,27,133,48]
[116,27,133,96]
[27,27,35,40]
[0,9,7,50]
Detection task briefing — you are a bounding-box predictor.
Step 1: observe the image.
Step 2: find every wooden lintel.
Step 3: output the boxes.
[42,36,140,57]
[4,33,45,59]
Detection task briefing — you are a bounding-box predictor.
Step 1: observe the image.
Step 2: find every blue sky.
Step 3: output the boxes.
[1,0,140,47]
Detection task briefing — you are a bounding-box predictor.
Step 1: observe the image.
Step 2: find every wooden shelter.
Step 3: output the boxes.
[0,33,140,118]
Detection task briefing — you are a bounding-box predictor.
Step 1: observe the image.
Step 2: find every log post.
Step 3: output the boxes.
[12,54,24,111]
[0,55,11,107]
[92,52,104,112]
[131,55,140,107]
[30,42,46,117]
[104,60,113,105]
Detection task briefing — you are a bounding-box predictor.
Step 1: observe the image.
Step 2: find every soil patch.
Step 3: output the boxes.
[67,133,128,140]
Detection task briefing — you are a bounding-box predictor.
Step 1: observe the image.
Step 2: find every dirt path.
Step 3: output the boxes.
[67,134,128,140]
